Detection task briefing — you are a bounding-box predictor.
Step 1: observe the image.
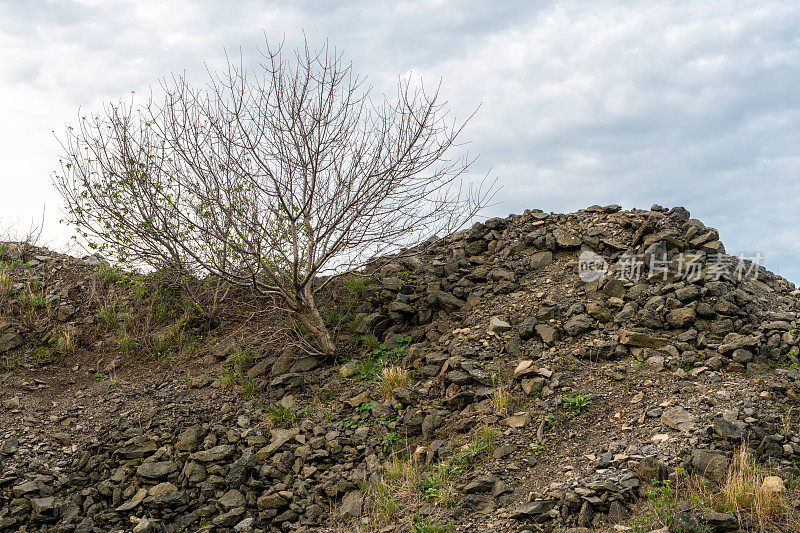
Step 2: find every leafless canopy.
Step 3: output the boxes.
[54,37,492,355]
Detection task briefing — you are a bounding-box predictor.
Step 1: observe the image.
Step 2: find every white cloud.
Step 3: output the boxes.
[0,0,799,281]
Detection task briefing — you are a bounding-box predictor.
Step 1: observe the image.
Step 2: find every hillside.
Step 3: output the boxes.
[1,204,800,533]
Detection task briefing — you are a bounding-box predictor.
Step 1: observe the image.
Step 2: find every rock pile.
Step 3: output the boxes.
[2,204,800,532]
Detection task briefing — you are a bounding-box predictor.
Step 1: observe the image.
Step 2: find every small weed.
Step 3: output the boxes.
[96,265,130,286]
[94,372,120,390]
[381,430,400,453]
[240,376,258,397]
[322,307,346,327]
[781,408,795,435]
[412,513,453,533]
[562,392,594,414]
[217,367,235,389]
[261,403,299,428]
[344,274,367,306]
[356,333,379,351]
[98,300,118,329]
[632,479,676,531]
[20,283,46,310]
[356,336,412,380]
[419,460,459,506]
[0,264,11,299]
[712,446,799,531]
[116,329,140,355]
[227,347,254,374]
[459,423,498,463]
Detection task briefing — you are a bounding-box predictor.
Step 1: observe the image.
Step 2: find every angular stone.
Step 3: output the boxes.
[489,316,512,333]
[0,332,22,353]
[712,417,745,441]
[518,317,537,340]
[175,426,204,452]
[269,373,304,389]
[691,449,729,484]
[1,438,19,455]
[359,312,390,334]
[618,330,666,348]
[552,228,582,247]
[190,444,236,463]
[645,355,665,372]
[661,407,695,433]
[388,301,416,315]
[148,482,177,497]
[586,302,611,322]
[56,304,76,322]
[213,507,246,528]
[565,314,593,336]
[761,476,785,495]
[133,517,155,533]
[666,308,696,328]
[137,461,178,480]
[255,428,300,460]
[338,360,359,378]
[430,290,465,311]
[31,496,60,516]
[509,499,557,519]
[521,377,545,396]
[530,251,553,269]
[290,356,321,373]
[116,438,158,460]
[464,475,497,494]
[608,500,627,523]
[257,492,287,510]
[465,239,488,256]
[421,412,442,439]
[340,491,364,518]
[536,324,560,344]
[218,489,245,510]
[116,488,148,511]
[513,360,537,379]
[181,461,207,484]
[635,457,668,483]
[2,396,20,409]
[234,518,255,532]
[12,480,39,497]
[502,411,531,428]
[602,279,626,298]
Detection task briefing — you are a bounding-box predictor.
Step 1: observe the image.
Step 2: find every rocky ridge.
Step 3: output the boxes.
[1,204,800,532]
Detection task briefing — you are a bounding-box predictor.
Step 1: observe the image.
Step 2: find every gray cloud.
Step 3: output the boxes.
[0,0,798,281]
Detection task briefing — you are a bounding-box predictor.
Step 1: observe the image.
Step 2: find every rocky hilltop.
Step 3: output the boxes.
[1,204,799,533]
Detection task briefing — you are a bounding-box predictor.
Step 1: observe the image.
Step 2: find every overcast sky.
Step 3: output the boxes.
[1,0,799,282]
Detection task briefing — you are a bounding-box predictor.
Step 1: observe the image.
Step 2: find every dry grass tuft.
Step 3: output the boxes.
[491,384,512,415]
[54,327,77,355]
[716,447,798,531]
[378,365,411,399]
[366,454,421,524]
[685,446,800,532]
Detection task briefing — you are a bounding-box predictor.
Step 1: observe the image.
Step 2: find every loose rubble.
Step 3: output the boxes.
[2,204,800,532]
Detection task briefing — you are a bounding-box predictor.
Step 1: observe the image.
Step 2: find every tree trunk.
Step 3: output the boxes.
[296,288,336,356]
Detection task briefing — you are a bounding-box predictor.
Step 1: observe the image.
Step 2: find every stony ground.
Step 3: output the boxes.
[1,204,800,533]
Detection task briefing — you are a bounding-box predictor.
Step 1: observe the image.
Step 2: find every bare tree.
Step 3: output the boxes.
[54,38,492,356]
